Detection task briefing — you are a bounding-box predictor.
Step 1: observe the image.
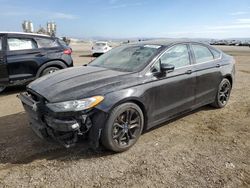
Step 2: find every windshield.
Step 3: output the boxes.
[89,45,161,72]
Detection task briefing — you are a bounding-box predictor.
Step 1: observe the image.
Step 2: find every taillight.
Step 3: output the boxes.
[63,48,72,55]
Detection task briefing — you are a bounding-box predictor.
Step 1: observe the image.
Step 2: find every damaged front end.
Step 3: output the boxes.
[18,90,107,148]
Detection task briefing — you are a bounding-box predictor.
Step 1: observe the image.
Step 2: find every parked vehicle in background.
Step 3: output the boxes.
[91,41,112,57]
[19,40,235,152]
[0,32,73,93]
[210,39,250,47]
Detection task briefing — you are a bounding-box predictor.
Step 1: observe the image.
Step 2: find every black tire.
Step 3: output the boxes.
[211,78,232,108]
[101,102,144,152]
[0,86,6,93]
[41,67,60,76]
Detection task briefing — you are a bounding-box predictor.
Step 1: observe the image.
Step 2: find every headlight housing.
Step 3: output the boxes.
[46,96,104,112]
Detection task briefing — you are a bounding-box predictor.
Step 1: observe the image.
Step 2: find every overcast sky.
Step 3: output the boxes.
[0,0,250,39]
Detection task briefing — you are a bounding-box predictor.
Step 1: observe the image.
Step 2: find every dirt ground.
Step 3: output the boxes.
[0,43,249,188]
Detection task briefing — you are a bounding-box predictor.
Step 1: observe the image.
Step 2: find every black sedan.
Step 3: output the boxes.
[19,41,235,152]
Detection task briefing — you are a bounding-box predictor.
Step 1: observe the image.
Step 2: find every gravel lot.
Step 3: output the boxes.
[0,44,249,187]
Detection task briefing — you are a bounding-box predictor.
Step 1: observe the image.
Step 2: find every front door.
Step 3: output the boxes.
[146,44,196,127]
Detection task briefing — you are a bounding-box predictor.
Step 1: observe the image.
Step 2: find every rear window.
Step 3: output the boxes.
[95,43,106,46]
[192,44,214,64]
[8,38,38,51]
[36,38,59,48]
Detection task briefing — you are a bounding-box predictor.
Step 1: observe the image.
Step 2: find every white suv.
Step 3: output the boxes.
[91,41,112,57]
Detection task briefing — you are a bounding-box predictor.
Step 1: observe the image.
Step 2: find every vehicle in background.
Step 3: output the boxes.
[210,39,250,47]
[239,41,250,47]
[0,32,73,93]
[91,41,112,57]
[19,40,235,152]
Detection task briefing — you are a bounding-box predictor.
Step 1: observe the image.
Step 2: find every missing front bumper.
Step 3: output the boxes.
[18,92,93,148]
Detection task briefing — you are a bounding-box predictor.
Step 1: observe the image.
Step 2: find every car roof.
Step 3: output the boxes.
[131,39,209,47]
[0,31,51,38]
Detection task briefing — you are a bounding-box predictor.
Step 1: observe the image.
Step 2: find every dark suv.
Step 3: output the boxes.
[0,32,73,93]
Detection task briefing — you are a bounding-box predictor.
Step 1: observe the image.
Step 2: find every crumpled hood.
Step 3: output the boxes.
[28,66,139,102]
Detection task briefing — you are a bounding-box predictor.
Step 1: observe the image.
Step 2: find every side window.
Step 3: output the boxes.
[210,48,221,59]
[192,44,214,63]
[35,38,59,48]
[8,38,37,51]
[160,44,190,69]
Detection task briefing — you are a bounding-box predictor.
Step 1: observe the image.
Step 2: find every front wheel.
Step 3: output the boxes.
[101,103,144,152]
[211,78,232,108]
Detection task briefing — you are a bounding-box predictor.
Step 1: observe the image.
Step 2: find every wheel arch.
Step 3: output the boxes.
[97,96,148,131]
[224,74,233,86]
[36,60,67,78]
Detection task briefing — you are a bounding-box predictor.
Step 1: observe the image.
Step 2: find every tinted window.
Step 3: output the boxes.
[36,38,59,48]
[8,38,37,51]
[90,45,160,72]
[160,44,190,69]
[210,48,221,59]
[95,43,106,47]
[192,44,214,63]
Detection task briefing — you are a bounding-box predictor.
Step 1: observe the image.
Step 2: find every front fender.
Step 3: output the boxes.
[95,88,146,113]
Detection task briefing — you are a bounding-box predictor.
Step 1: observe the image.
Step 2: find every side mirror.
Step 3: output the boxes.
[160,63,175,73]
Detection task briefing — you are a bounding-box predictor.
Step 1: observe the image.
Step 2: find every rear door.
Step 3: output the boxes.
[190,43,222,106]
[0,34,9,85]
[6,34,46,81]
[34,37,62,60]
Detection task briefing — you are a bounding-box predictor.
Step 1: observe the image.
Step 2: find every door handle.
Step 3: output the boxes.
[185,70,193,74]
[216,64,221,68]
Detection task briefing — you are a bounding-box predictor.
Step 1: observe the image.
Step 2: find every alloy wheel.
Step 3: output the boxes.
[219,82,231,105]
[48,68,58,74]
[112,108,142,147]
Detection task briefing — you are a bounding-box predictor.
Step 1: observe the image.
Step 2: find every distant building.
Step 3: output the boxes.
[22,21,57,37]
[22,21,34,33]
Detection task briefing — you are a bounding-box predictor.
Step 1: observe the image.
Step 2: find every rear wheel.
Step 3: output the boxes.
[41,67,60,76]
[0,86,6,93]
[101,103,144,152]
[211,78,232,108]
